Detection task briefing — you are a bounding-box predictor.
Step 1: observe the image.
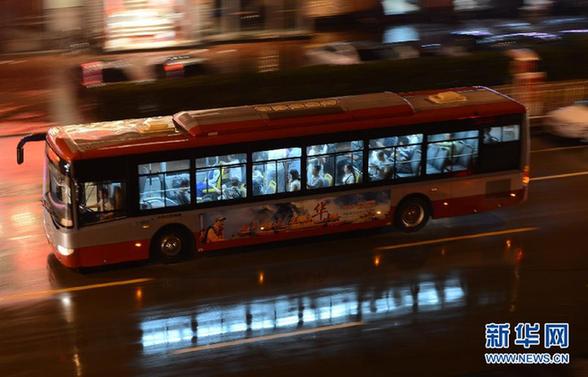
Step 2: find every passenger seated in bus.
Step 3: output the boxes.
[307,165,324,189]
[369,150,393,180]
[222,177,246,200]
[341,164,356,185]
[288,169,301,192]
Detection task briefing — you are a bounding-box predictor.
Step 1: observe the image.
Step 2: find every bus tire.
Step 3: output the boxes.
[395,196,430,233]
[151,225,193,263]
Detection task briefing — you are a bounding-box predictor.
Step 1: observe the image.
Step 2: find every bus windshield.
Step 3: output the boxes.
[44,157,73,228]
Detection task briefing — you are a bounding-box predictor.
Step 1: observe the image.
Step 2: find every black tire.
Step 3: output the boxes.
[151,227,193,263]
[395,197,430,233]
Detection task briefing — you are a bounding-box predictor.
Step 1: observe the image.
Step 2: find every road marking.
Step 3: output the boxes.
[173,321,363,355]
[532,145,588,153]
[374,227,538,251]
[7,235,34,241]
[0,278,152,302]
[531,171,588,182]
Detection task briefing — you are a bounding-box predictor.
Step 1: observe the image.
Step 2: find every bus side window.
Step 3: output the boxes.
[252,147,301,196]
[426,130,479,175]
[479,125,521,172]
[368,134,422,181]
[138,160,190,209]
[483,125,520,144]
[307,140,363,189]
[78,181,125,225]
[195,153,247,203]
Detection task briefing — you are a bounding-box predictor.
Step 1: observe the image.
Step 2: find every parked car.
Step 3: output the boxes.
[152,55,210,79]
[446,29,495,53]
[305,42,366,65]
[76,60,132,89]
[544,100,588,141]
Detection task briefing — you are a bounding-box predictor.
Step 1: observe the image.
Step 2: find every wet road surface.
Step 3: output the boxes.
[0,134,587,376]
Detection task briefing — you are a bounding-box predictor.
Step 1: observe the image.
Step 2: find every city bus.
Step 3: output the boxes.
[17,86,529,268]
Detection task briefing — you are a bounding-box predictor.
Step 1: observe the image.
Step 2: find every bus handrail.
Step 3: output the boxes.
[16,132,47,165]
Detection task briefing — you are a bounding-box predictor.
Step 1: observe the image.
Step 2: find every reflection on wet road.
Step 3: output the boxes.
[141,275,465,354]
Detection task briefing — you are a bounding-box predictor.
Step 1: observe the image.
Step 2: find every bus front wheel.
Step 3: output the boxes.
[151,226,193,263]
[395,197,430,232]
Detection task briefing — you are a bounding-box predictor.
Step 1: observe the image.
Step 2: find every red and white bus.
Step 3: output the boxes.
[18,86,529,268]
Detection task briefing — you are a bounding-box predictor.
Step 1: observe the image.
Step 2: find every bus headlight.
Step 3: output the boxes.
[57,245,74,256]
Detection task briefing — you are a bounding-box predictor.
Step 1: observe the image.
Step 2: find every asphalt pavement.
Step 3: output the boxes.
[0,133,586,376]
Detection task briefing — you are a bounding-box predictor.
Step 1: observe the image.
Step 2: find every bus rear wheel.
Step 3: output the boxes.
[151,227,192,263]
[395,197,430,232]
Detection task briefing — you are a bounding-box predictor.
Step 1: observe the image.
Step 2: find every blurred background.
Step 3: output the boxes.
[0,0,584,53]
[2,0,588,135]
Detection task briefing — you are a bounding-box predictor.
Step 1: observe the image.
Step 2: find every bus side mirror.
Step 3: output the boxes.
[16,132,47,165]
[17,147,24,165]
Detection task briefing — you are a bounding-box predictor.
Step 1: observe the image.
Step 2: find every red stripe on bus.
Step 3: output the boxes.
[52,188,525,268]
[431,188,526,218]
[54,240,150,268]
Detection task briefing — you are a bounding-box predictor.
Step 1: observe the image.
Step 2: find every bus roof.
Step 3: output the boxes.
[48,86,525,162]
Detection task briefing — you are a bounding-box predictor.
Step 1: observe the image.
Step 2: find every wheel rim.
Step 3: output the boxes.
[401,203,425,228]
[160,234,183,257]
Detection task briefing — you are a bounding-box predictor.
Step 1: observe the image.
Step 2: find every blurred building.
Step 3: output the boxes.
[85,0,312,51]
[1,0,588,52]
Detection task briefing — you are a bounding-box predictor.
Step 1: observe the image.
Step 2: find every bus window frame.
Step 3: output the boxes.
[114,113,525,215]
[76,179,128,226]
[195,153,248,204]
[137,158,194,212]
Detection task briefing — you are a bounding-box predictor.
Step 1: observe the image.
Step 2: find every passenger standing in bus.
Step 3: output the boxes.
[370,151,392,180]
[224,154,243,182]
[307,165,324,189]
[288,169,301,192]
[395,136,416,175]
[97,186,114,212]
[112,185,123,211]
[176,179,191,205]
